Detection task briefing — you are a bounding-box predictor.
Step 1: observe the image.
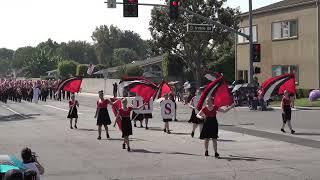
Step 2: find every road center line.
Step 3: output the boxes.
[1,105,28,118]
[44,105,83,115]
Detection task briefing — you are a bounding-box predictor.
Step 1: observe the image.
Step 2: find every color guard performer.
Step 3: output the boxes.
[188,89,203,138]
[67,94,79,129]
[281,90,295,134]
[94,90,112,140]
[160,93,176,134]
[197,97,234,157]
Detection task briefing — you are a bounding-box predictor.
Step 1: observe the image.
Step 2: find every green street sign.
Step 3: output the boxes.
[187,23,214,33]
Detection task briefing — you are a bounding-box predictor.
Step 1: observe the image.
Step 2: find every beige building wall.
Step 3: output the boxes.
[237,5,319,89]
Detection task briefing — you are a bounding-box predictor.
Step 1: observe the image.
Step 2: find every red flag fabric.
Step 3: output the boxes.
[261,74,296,101]
[197,76,233,110]
[153,80,172,100]
[118,77,157,103]
[111,98,122,130]
[56,77,82,93]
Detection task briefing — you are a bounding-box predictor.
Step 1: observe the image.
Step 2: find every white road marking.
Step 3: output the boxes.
[1,105,28,118]
[44,105,83,114]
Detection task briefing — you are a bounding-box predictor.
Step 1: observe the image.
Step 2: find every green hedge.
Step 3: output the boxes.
[296,89,311,99]
[58,60,79,78]
[76,64,88,77]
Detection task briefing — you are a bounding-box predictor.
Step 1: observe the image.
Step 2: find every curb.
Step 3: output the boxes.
[271,106,320,111]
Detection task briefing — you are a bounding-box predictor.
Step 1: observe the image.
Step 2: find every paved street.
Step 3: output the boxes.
[1,93,320,180]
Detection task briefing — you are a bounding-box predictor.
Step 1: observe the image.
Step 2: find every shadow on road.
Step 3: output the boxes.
[294,132,320,136]
[0,114,40,122]
[167,152,202,157]
[76,128,116,132]
[219,155,280,162]
[131,149,161,154]
[218,139,236,142]
[148,127,164,131]
[171,132,190,136]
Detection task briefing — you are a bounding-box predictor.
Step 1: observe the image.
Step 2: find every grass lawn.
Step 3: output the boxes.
[271,98,320,107]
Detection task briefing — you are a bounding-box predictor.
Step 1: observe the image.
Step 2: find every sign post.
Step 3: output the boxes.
[103,70,108,93]
[187,23,213,33]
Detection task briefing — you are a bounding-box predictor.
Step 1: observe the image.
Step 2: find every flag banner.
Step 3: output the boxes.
[261,74,296,101]
[118,77,157,103]
[196,76,233,111]
[153,80,172,100]
[56,77,82,93]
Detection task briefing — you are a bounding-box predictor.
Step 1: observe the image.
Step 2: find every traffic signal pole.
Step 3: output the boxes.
[248,0,254,84]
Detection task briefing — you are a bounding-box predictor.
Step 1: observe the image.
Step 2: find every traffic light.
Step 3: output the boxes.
[254,67,261,74]
[169,0,179,20]
[123,0,138,17]
[253,43,261,62]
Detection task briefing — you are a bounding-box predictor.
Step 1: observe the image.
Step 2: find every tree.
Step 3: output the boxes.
[149,0,239,85]
[58,60,79,78]
[12,47,35,70]
[60,41,98,64]
[92,25,121,66]
[0,48,14,76]
[119,30,147,59]
[113,48,139,65]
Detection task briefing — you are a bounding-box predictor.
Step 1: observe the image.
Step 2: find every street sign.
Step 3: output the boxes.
[187,23,214,33]
[108,0,117,8]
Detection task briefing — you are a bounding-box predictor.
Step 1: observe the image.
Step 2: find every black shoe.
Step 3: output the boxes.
[167,130,171,134]
[127,146,131,152]
[191,131,194,138]
[205,151,209,157]
[145,126,149,130]
[107,133,110,139]
[70,126,73,129]
[74,125,77,129]
[281,128,286,133]
[174,119,178,122]
[291,130,295,134]
[140,124,144,128]
[215,153,220,158]
[97,136,101,140]
[163,129,167,133]
[122,143,126,149]
[134,124,137,127]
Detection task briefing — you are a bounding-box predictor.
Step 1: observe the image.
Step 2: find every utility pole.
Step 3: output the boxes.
[248,0,254,84]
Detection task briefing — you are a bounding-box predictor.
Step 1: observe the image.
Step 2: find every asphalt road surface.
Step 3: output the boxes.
[1,93,320,180]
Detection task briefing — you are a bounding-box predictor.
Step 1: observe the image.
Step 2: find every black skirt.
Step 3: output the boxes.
[67,107,78,119]
[144,113,153,119]
[97,108,111,126]
[121,117,133,137]
[188,109,202,124]
[282,105,292,123]
[163,118,172,122]
[200,117,218,139]
[132,111,143,121]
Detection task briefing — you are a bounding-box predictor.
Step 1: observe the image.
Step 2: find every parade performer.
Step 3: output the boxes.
[94,90,112,140]
[197,98,234,157]
[67,94,79,129]
[188,89,203,138]
[160,93,176,134]
[32,84,41,104]
[132,95,144,128]
[281,90,295,134]
[116,98,142,152]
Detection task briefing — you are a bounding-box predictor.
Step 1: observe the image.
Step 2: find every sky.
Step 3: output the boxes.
[0,0,281,50]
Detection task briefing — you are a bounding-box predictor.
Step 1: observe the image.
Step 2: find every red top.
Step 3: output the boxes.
[97,99,110,108]
[202,106,218,118]
[118,107,133,117]
[69,100,78,107]
[282,96,291,106]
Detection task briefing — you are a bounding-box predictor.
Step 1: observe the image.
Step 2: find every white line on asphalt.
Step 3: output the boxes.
[1,105,28,118]
[44,105,83,114]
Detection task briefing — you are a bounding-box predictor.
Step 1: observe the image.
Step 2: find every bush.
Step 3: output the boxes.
[58,60,79,78]
[296,89,311,99]
[95,64,108,71]
[126,66,143,77]
[76,64,88,77]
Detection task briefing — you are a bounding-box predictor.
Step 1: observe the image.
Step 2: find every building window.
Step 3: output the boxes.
[272,65,299,84]
[238,26,257,43]
[272,20,298,40]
